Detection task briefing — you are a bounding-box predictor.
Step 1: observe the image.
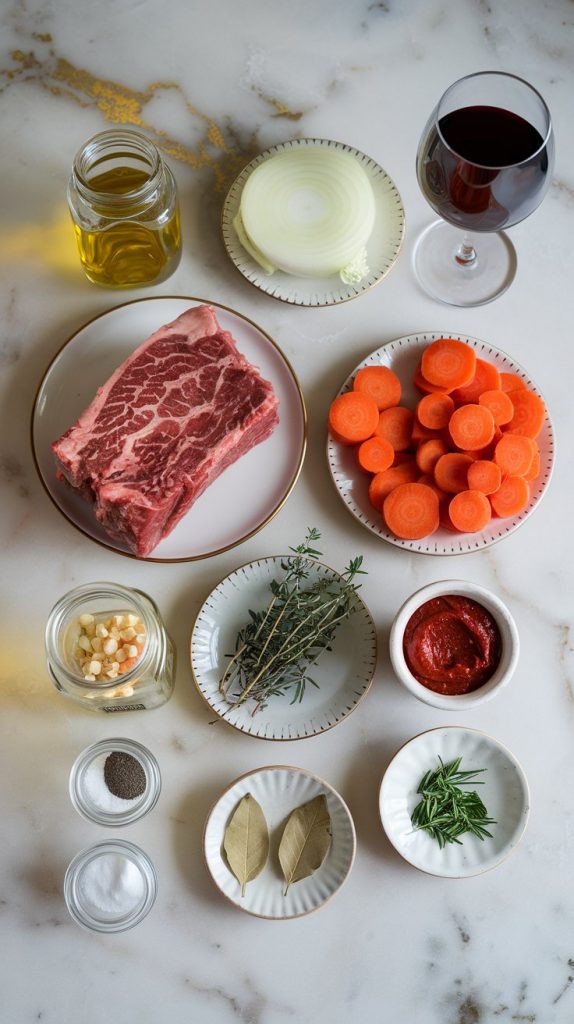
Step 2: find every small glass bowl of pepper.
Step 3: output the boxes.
[69,737,161,827]
[389,579,519,710]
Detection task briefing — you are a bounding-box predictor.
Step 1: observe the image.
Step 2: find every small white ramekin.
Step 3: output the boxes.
[389,579,519,710]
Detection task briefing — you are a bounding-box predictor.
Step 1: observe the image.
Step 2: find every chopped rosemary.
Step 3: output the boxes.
[219,528,366,714]
[410,756,496,849]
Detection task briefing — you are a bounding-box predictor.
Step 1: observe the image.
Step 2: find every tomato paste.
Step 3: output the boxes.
[403,595,501,695]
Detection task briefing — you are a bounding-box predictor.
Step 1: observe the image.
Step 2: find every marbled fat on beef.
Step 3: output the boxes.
[52,305,279,556]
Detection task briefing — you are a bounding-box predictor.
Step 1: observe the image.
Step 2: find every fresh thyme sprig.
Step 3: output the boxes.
[410,756,496,849]
[219,528,366,714]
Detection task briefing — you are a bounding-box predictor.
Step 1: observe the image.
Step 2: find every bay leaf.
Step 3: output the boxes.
[223,793,269,897]
[278,794,332,894]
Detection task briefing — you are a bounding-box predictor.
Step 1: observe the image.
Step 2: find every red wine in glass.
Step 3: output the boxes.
[414,72,554,306]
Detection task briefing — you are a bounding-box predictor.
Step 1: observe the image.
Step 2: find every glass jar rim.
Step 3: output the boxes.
[435,70,553,170]
[45,581,158,689]
[71,128,163,206]
[69,737,161,826]
[64,839,157,932]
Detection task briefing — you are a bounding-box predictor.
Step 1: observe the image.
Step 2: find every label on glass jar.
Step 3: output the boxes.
[102,703,147,713]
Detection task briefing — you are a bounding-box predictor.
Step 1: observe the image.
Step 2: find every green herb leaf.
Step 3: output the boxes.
[223,794,269,896]
[410,757,496,849]
[278,794,332,894]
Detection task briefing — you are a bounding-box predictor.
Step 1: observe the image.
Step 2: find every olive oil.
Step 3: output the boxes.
[68,131,182,288]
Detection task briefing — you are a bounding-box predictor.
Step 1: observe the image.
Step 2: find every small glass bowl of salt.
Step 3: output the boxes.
[69,737,161,826]
[65,840,157,932]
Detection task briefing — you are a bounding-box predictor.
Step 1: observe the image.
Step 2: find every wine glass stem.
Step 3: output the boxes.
[455,233,477,268]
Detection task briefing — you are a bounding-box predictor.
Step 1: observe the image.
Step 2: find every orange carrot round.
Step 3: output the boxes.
[449,404,496,451]
[412,419,442,444]
[451,357,501,404]
[375,406,414,451]
[418,474,447,502]
[434,453,474,494]
[506,388,546,438]
[357,436,394,474]
[523,445,541,482]
[500,371,527,394]
[383,482,439,540]
[421,339,477,390]
[449,489,492,532]
[353,365,401,411]
[416,438,448,475]
[494,434,536,477]
[478,389,514,427]
[467,459,502,495]
[416,392,455,431]
[368,462,419,511]
[329,391,379,444]
[490,475,530,518]
[414,361,453,395]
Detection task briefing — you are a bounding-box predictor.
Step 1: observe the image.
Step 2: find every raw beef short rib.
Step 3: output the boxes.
[52,305,279,556]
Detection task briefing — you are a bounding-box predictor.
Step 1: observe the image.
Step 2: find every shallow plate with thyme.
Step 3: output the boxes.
[191,553,377,740]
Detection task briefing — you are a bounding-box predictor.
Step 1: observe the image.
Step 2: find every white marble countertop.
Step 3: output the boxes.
[2,1,574,1021]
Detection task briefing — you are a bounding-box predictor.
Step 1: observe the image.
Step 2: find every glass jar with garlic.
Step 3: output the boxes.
[45,583,175,712]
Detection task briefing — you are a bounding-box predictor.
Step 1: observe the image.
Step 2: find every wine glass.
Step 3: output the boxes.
[414,71,554,306]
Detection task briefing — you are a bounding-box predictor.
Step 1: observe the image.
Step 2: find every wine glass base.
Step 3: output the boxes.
[413,221,517,307]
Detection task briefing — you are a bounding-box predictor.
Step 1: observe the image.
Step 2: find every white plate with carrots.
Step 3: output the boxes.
[327,332,555,555]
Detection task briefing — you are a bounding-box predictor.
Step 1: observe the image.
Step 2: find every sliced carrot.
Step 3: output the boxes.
[357,436,394,474]
[375,406,414,451]
[494,434,536,477]
[434,453,474,494]
[383,482,439,540]
[500,371,527,394]
[449,404,496,451]
[506,388,546,438]
[449,490,492,532]
[467,460,502,495]
[412,419,442,444]
[414,361,453,395]
[329,391,379,444]
[478,389,514,427]
[416,392,455,431]
[392,452,415,467]
[418,474,447,502]
[451,358,501,405]
[368,463,419,511]
[421,338,477,390]
[490,475,530,518]
[353,365,401,411]
[523,445,541,482]
[416,438,449,475]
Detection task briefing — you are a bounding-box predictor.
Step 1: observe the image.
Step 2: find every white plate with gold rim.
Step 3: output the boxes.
[203,765,356,918]
[31,296,306,563]
[222,138,405,307]
[379,727,530,878]
[191,555,377,740]
[327,332,555,555]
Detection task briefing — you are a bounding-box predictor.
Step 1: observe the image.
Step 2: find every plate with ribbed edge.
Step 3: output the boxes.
[379,727,530,878]
[327,331,555,555]
[190,555,377,740]
[222,138,405,307]
[203,766,356,918]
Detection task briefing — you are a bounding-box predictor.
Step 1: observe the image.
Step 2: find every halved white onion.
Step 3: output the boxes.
[236,147,376,280]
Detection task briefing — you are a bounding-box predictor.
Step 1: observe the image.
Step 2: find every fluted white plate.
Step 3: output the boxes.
[204,766,356,918]
[191,556,377,740]
[222,138,405,307]
[379,727,530,878]
[327,332,555,554]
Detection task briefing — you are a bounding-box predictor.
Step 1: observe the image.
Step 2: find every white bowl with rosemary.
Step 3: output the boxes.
[379,727,530,878]
[190,531,377,740]
[203,765,356,918]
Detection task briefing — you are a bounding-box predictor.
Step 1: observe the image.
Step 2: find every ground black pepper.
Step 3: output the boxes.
[103,751,146,800]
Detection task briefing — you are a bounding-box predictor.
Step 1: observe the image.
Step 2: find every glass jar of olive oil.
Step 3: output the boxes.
[68,129,181,288]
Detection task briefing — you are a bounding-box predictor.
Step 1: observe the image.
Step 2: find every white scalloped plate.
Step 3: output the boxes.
[32,297,306,562]
[222,138,405,306]
[379,727,530,877]
[204,766,356,918]
[191,556,377,740]
[327,332,555,555]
